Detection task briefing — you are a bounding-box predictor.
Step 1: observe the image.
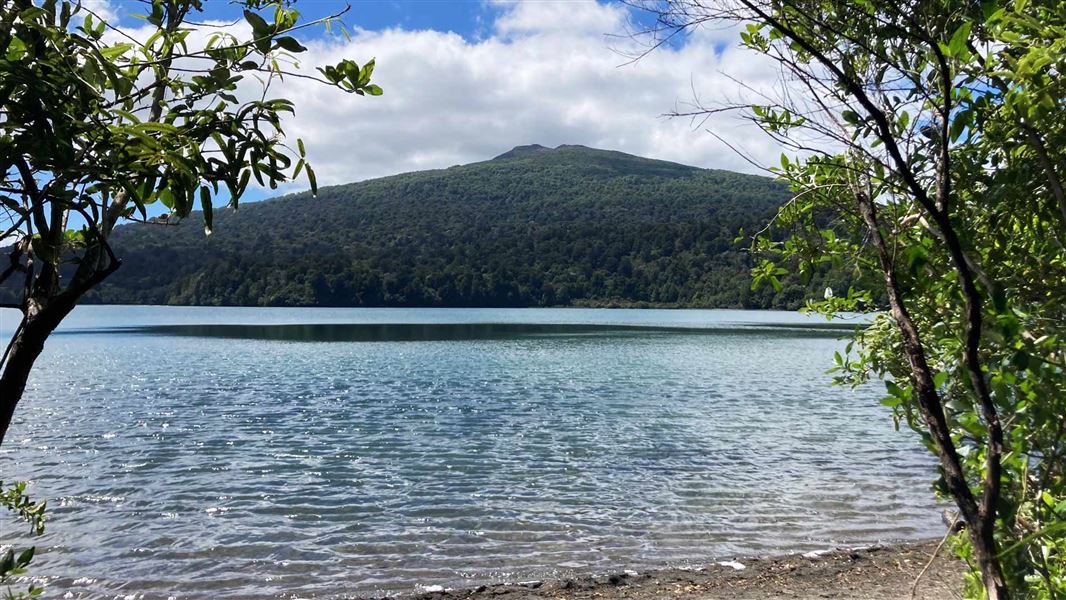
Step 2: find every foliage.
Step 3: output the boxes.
[0,0,379,443]
[639,0,1065,597]
[50,145,848,309]
[0,482,46,599]
[0,1,380,590]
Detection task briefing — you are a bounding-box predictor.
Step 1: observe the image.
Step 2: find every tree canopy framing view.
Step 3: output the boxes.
[1,0,1063,599]
[634,0,1065,597]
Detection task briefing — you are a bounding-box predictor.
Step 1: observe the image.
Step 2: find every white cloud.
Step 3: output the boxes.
[99,1,787,189]
[492,0,628,37]
[267,0,786,186]
[78,0,120,25]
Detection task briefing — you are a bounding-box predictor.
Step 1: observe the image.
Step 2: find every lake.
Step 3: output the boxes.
[0,306,940,599]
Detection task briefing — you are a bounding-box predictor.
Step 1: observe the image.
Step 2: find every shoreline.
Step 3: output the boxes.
[65,303,811,311]
[353,541,963,600]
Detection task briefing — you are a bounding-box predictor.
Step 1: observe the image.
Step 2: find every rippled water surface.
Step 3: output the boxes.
[0,307,939,599]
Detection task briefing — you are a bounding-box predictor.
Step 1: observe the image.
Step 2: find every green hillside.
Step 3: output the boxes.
[81,144,839,308]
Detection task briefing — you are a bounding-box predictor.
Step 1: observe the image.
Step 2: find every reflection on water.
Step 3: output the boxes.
[63,320,857,342]
[2,306,935,600]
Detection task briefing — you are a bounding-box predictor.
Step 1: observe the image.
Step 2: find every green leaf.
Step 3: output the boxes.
[64,229,86,248]
[992,286,1007,312]
[5,36,27,60]
[136,122,179,134]
[998,521,1066,557]
[360,58,376,83]
[18,6,48,21]
[113,109,141,124]
[885,380,905,398]
[199,186,212,235]
[237,170,251,200]
[948,21,972,58]
[933,372,949,389]
[949,109,971,142]
[243,9,270,37]
[274,36,306,53]
[903,244,928,273]
[306,163,318,196]
[158,188,175,210]
[99,43,133,60]
[1011,350,1030,370]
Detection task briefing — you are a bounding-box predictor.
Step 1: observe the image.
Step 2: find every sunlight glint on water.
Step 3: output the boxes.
[0,307,939,599]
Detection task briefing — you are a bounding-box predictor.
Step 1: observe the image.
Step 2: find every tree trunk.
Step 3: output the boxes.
[854,191,1010,600]
[0,300,76,447]
[975,531,1010,600]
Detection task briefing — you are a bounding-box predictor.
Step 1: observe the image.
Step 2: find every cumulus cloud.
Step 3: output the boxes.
[80,0,120,23]
[493,0,628,37]
[266,0,786,185]
[100,1,787,188]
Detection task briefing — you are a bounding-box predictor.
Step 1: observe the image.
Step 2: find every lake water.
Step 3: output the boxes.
[0,306,940,599]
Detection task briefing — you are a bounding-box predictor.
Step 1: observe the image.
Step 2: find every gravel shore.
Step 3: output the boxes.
[355,541,964,600]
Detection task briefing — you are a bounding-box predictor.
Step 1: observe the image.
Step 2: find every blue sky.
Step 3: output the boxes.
[108,1,654,42]
[101,1,675,46]
[194,1,498,39]
[97,0,781,204]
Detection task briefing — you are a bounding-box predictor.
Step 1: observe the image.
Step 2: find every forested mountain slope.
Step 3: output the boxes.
[81,144,840,308]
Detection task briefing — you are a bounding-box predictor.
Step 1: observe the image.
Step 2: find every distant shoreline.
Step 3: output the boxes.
[73,301,772,309]
[353,541,962,600]
[37,302,858,311]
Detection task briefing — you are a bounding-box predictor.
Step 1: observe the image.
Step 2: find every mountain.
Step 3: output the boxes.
[81,144,837,308]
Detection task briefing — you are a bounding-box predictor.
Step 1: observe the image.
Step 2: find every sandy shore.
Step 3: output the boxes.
[353,541,964,600]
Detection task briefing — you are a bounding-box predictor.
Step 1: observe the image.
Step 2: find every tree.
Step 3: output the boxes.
[635,1,1065,598]
[0,481,46,599]
[0,0,381,446]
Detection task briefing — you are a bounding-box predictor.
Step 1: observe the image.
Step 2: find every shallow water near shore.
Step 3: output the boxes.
[0,306,940,599]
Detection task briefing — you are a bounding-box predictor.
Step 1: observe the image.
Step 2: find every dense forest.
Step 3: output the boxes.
[72,145,846,308]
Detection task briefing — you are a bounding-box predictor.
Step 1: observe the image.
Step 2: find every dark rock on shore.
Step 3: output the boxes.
[350,541,963,600]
